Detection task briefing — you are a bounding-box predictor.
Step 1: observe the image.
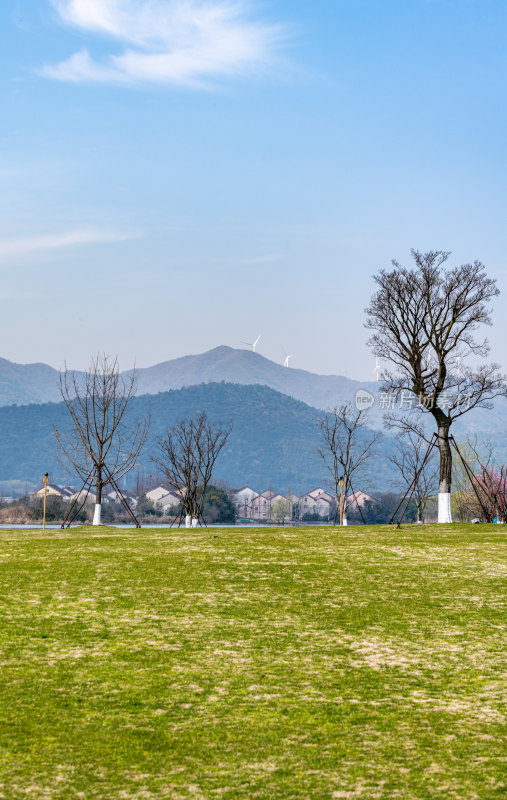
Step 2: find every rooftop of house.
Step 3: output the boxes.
[347,491,374,507]
[34,484,74,496]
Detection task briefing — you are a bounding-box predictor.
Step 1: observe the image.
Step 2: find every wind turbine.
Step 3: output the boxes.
[373,357,380,381]
[281,346,294,368]
[241,334,261,353]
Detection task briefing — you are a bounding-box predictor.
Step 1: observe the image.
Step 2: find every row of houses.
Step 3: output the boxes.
[32,483,140,507]
[31,483,185,512]
[141,485,374,520]
[30,482,373,521]
[231,486,373,521]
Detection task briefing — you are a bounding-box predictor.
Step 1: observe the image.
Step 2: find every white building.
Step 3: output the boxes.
[158,492,183,514]
[307,488,328,499]
[146,486,173,504]
[251,491,296,521]
[298,489,336,520]
[105,489,138,508]
[250,493,269,520]
[347,491,373,509]
[144,486,183,510]
[69,488,98,504]
[231,487,258,518]
[32,484,74,501]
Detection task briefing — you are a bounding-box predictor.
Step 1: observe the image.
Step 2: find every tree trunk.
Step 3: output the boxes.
[93,467,103,526]
[342,495,348,526]
[437,424,453,523]
[342,476,349,525]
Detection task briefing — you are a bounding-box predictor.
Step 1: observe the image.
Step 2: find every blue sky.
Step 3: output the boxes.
[1,0,507,377]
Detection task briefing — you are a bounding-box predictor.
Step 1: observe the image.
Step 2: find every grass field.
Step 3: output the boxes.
[0,524,506,799]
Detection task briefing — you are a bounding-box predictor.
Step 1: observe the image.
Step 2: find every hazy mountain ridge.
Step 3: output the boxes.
[0,347,374,412]
[0,357,63,406]
[131,346,373,411]
[1,347,506,464]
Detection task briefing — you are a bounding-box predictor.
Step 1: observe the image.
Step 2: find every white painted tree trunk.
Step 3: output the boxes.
[185,515,192,528]
[192,518,198,528]
[342,515,348,526]
[438,493,452,523]
[437,424,452,524]
[93,503,102,526]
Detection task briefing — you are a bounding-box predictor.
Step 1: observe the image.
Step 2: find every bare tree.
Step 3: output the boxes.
[388,423,439,522]
[152,412,231,527]
[317,403,379,525]
[271,498,291,524]
[452,436,485,521]
[366,250,506,522]
[55,354,149,525]
[476,465,507,523]
[133,466,159,497]
[451,436,506,522]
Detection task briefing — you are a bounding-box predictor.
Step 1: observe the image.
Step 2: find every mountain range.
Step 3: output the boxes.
[0,346,374,412]
[0,383,397,494]
[1,346,506,494]
[0,357,65,407]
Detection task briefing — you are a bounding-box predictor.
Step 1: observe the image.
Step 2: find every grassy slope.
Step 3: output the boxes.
[0,525,505,799]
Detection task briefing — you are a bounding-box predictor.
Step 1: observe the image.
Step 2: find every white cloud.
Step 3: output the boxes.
[0,227,137,258]
[40,0,287,87]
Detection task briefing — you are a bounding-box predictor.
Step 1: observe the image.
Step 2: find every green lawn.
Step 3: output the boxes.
[0,525,506,799]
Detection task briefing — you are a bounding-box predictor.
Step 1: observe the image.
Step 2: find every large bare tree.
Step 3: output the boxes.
[152,411,231,527]
[366,250,506,522]
[56,354,149,525]
[317,403,379,525]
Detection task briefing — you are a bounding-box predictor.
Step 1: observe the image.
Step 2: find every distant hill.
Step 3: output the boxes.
[131,346,375,412]
[0,347,374,412]
[0,357,62,406]
[0,383,397,495]
[1,348,505,462]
